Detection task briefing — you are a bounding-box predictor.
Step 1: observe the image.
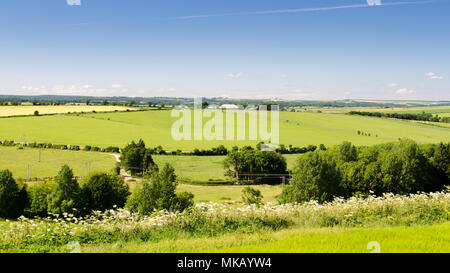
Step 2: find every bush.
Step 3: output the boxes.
[0,170,26,219]
[120,140,155,176]
[47,165,80,215]
[90,146,101,152]
[242,186,263,206]
[25,179,54,217]
[70,145,80,151]
[126,164,194,215]
[280,151,341,204]
[105,146,120,153]
[172,191,195,212]
[79,172,130,214]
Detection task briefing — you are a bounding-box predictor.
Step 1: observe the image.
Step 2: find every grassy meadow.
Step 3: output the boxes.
[0,110,448,150]
[152,154,299,181]
[176,184,283,203]
[82,223,450,253]
[2,190,448,253]
[0,146,116,179]
[0,146,300,182]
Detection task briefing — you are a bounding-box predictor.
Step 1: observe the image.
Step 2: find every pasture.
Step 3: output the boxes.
[0,146,116,179]
[0,110,448,151]
[0,105,136,117]
[152,154,299,182]
[0,146,300,181]
[176,184,282,203]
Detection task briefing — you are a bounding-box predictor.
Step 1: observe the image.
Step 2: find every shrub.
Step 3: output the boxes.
[242,186,263,206]
[126,164,194,215]
[25,179,55,217]
[105,146,120,153]
[79,172,130,214]
[70,145,80,151]
[120,140,155,176]
[280,151,342,204]
[90,146,101,152]
[0,170,26,219]
[47,165,80,214]
[83,145,92,151]
[172,191,195,212]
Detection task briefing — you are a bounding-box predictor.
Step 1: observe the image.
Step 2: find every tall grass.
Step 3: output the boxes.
[1,188,449,252]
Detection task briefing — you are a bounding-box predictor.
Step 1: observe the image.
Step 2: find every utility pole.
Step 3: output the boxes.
[27,164,31,181]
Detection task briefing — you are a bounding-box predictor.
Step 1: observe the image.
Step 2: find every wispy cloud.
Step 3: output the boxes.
[426,72,444,80]
[175,1,444,20]
[227,73,243,79]
[396,88,416,95]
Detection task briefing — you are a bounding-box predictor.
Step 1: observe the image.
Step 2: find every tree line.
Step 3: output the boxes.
[0,163,193,219]
[349,110,450,123]
[280,140,450,204]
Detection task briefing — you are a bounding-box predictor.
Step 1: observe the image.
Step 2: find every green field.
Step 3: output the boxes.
[81,223,450,253]
[0,147,299,181]
[152,154,299,181]
[176,184,282,203]
[373,106,450,115]
[0,146,116,179]
[0,110,448,150]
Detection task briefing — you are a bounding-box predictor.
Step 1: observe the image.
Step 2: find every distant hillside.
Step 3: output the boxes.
[1,94,450,108]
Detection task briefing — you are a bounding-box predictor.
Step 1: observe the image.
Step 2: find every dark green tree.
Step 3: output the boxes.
[120,140,156,175]
[79,172,130,214]
[126,164,194,215]
[279,151,341,204]
[0,170,25,219]
[47,165,80,214]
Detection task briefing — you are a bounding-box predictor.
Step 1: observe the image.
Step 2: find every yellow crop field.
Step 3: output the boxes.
[0,105,137,117]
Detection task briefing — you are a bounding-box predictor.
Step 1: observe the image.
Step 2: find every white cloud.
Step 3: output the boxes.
[227,73,243,79]
[387,82,398,87]
[344,91,352,95]
[111,84,122,88]
[426,72,443,80]
[395,88,416,95]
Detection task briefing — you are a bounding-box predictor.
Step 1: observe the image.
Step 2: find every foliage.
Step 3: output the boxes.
[223,147,288,184]
[24,179,55,217]
[1,189,449,252]
[120,140,155,176]
[79,172,130,214]
[279,151,341,204]
[47,165,80,215]
[126,164,194,215]
[242,186,263,206]
[349,110,443,122]
[0,170,26,219]
[281,139,450,203]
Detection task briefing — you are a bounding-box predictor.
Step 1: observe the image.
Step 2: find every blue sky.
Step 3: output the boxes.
[0,0,449,100]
